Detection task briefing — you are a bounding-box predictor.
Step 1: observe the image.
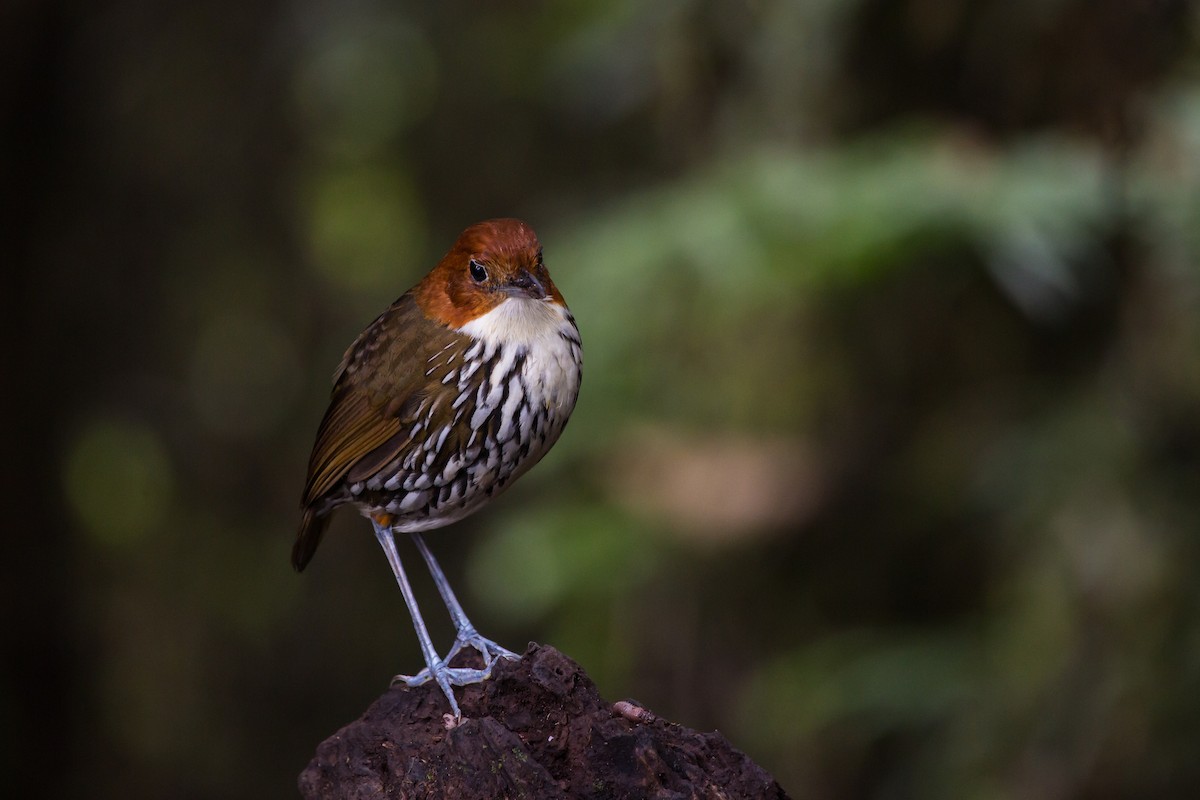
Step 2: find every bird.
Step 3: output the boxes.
[294,218,582,718]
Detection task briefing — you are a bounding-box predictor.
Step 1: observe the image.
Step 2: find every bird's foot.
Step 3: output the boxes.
[452,629,520,670]
[391,664,492,688]
[399,630,519,687]
[389,657,465,718]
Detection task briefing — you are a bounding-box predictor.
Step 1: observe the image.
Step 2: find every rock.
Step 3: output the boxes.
[299,643,790,799]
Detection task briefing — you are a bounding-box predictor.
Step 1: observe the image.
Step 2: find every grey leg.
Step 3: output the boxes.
[406,532,519,678]
[374,522,483,718]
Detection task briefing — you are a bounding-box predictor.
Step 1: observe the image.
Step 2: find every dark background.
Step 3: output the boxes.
[5,1,1200,797]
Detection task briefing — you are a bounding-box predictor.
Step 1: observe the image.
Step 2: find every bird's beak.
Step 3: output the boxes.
[503,269,548,300]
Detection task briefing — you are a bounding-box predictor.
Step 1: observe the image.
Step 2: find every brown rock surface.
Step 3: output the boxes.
[299,644,790,799]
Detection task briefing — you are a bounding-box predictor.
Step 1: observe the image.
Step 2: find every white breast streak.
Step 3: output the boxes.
[456,298,581,409]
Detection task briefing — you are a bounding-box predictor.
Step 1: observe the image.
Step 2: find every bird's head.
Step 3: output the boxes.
[414,219,568,333]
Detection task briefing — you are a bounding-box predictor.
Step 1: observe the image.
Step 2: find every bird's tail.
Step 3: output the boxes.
[292,507,330,572]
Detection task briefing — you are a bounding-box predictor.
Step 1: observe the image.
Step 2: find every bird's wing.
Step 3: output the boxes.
[301,293,467,507]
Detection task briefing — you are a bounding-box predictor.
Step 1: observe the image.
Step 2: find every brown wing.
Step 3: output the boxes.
[300,388,406,504]
[302,292,466,505]
[294,293,468,569]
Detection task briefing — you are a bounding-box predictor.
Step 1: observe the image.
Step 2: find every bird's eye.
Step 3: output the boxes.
[469,259,488,283]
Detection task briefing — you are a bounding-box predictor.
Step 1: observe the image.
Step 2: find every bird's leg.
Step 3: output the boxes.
[373,522,492,717]
[408,531,519,677]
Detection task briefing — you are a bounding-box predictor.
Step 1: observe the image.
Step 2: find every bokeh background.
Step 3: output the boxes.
[6,0,1200,797]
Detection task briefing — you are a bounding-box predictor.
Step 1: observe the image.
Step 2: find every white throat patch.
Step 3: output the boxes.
[456,297,573,346]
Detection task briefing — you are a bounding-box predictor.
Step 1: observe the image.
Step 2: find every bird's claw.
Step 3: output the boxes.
[392,665,492,687]
[398,632,519,687]
[455,631,520,668]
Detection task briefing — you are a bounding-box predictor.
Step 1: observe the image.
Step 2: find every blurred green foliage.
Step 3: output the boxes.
[7,1,1200,798]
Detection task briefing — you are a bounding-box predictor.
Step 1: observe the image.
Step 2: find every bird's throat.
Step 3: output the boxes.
[455,296,573,348]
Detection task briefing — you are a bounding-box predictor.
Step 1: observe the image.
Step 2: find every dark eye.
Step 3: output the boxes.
[469,259,488,283]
